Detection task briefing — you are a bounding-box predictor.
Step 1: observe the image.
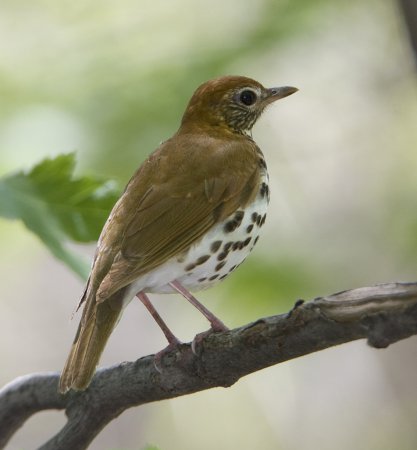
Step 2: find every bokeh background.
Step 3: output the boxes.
[1,0,417,449]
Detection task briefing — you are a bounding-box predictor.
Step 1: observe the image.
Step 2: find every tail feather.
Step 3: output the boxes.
[59,292,124,393]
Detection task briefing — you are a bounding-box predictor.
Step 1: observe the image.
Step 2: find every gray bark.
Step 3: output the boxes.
[0,281,416,450]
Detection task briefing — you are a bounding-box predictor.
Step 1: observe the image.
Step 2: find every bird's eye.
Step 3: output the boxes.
[239,89,257,106]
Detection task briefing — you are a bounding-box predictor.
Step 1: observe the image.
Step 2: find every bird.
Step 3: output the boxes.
[59,75,297,393]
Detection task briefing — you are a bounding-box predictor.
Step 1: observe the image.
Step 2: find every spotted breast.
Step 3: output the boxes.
[135,164,269,295]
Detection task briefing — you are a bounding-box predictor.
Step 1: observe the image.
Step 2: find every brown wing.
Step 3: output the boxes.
[92,132,261,301]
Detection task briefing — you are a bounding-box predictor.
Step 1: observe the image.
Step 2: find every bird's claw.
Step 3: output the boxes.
[191,323,229,355]
[153,339,182,373]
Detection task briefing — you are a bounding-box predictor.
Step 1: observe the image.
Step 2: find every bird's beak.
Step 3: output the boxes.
[264,86,298,104]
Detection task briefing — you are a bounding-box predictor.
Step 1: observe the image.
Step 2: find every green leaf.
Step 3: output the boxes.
[0,153,120,279]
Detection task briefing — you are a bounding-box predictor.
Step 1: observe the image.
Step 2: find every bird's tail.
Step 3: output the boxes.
[59,290,125,393]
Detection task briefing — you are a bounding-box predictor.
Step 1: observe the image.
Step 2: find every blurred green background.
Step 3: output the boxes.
[1,0,417,449]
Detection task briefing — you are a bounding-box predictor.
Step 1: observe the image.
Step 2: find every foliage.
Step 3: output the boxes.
[0,153,119,279]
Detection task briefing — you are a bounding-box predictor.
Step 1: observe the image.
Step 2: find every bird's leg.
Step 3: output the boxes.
[136,292,181,372]
[137,292,180,345]
[169,280,229,332]
[169,280,229,354]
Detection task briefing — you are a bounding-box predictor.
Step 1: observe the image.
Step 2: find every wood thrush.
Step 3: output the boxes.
[59,76,297,393]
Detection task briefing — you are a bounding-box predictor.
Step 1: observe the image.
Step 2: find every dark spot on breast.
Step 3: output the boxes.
[196,255,210,265]
[243,237,252,247]
[229,265,236,272]
[185,263,196,271]
[246,224,254,233]
[209,274,219,281]
[198,277,207,282]
[260,182,269,198]
[219,274,228,280]
[232,241,241,251]
[224,222,235,233]
[251,212,258,223]
[215,261,226,271]
[224,242,233,252]
[217,252,228,261]
[256,215,262,226]
[260,214,266,227]
[210,240,222,253]
[253,236,259,245]
[235,210,244,222]
[259,158,267,169]
[224,210,245,233]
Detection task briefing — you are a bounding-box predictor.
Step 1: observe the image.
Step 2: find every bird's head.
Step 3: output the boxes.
[180,75,298,134]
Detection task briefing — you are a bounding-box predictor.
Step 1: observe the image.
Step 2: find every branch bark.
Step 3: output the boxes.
[1,281,417,450]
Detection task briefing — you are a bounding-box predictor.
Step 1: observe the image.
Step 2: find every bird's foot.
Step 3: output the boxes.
[191,322,229,355]
[154,337,182,373]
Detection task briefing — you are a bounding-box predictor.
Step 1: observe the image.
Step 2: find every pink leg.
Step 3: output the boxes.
[137,292,180,345]
[169,280,228,332]
[137,292,182,372]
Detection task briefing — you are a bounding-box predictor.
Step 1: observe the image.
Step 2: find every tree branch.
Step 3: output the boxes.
[1,281,417,450]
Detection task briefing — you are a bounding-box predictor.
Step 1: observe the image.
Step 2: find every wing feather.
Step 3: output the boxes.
[92,134,261,301]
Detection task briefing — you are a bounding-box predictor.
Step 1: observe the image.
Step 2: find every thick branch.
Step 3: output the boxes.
[1,282,417,450]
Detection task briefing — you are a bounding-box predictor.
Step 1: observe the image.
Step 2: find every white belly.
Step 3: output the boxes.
[125,174,269,297]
